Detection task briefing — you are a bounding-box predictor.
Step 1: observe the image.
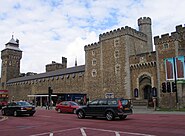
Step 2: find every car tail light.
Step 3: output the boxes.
[118,100,123,109]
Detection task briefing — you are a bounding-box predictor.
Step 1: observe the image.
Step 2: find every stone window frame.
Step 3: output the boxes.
[79,72,83,77]
[105,93,114,98]
[92,50,95,56]
[114,37,120,47]
[163,43,169,49]
[114,50,119,58]
[115,64,120,73]
[139,56,146,63]
[92,58,97,66]
[91,69,97,77]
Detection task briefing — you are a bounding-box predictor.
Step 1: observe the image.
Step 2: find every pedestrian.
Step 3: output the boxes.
[45,101,49,110]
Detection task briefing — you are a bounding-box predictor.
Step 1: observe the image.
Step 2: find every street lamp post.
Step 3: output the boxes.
[173,57,179,110]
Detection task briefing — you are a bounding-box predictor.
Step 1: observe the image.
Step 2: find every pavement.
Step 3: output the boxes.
[133,106,185,115]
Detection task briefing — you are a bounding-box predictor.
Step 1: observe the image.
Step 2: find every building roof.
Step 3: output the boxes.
[7,65,85,84]
[6,37,18,45]
[5,36,22,51]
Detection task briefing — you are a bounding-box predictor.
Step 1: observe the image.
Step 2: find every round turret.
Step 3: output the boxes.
[138,17,151,26]
[138,17,153,52]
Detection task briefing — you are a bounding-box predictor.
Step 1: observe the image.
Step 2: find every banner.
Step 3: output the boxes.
[175,56,185,79]
[165,56,185,80]
[165,57,174,80]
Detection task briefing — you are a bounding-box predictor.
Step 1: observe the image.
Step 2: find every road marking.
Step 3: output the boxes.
[30,127,80,136]
[30,127,156,136]
[49,133,53,136]
[115,131,120,136]
[0,116,8,122]
[83,127,156,136]
[80,128,87,136]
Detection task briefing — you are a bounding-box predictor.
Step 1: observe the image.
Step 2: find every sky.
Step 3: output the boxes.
[0,0,185,75]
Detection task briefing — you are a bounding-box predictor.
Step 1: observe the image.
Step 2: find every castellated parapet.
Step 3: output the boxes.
[154,32,179,45]
[99,26,147,41]
[176,25,185,32]
[84,42,100,51]
[154,24,185,45]
[138,17,151,25]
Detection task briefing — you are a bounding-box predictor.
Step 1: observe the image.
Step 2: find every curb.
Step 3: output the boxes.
[133,109,185,115]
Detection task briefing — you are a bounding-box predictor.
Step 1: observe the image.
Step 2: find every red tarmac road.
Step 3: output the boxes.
[0,108,185,136]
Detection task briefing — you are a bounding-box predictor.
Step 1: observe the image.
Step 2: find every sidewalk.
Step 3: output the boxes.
[133,107,185,115]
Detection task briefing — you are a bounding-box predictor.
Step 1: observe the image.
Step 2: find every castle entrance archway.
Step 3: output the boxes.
[139,74,153,107]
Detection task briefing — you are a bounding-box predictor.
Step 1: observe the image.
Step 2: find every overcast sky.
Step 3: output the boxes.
[0,0,185,74]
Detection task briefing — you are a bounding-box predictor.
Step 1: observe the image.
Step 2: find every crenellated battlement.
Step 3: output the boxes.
[154,32,179,45]
[99,26,147,41]
[84,42,100,51]
[138,17,151,26]
[176,25,185,32]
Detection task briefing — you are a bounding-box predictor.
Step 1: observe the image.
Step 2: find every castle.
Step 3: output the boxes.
[1,17,185,108]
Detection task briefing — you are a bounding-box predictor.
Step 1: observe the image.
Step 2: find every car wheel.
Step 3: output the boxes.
[73,109,76,114]
[57,109,62,113]
[77,110,85,119]
[119,115,127,120]
[13,111,18,117]
[106,111,114,121]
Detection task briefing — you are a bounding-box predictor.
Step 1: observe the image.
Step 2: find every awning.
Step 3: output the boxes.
[28,94,57,97]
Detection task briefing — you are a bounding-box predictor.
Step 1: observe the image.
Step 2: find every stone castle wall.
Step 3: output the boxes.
[7,72,85,101]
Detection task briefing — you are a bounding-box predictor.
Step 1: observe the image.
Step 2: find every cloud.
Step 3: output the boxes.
[0,0,185,75]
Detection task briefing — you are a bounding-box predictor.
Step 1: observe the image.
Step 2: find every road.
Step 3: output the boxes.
[0,108,185,136]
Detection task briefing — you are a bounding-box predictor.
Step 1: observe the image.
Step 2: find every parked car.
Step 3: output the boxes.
[76,98,133,121]
[1,101,36,116]
[55,101,80,113]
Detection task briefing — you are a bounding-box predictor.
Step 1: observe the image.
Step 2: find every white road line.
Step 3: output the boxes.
[80,128,87,136]
[30,127,156,136]
[115,131,120,136]
[83,127,156,136]
[49,133,53,136]
[29,127,80,136]
[0,116,8,121]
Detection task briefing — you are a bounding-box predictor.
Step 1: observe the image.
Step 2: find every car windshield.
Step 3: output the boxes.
[16,101,32,106]
[70,102,78,106]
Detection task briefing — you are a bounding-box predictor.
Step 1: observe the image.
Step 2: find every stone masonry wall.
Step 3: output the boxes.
[7,72,85,101]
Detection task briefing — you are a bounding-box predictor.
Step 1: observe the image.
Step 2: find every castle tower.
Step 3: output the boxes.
[138,17,153,52]
[1,36,22,89]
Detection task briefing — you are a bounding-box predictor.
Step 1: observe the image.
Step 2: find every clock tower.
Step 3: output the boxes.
[1,36,22,89]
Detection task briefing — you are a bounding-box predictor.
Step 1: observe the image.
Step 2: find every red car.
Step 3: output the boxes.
[55,101,80,113]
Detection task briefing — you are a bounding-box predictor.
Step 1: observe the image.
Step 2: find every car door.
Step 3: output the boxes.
[5,102,16,115]
[65,101,72,112]
[96,99,108,116]
[9,102,17,115]
[85,99,99,116]
[62,101,69,112]
[59,101,67,112]
[3,103,11,115]
[67,102,74,113]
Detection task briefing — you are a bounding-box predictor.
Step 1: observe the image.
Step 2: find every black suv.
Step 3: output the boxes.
[76,98,132,121]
